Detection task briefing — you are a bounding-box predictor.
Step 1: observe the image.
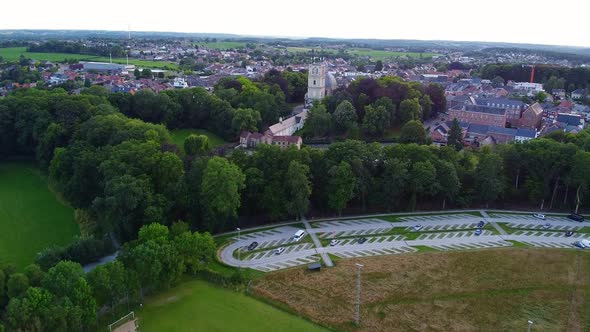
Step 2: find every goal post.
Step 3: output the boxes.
[109,311,138,332]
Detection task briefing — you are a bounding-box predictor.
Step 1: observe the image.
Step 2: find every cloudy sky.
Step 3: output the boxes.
[2,0,589,47]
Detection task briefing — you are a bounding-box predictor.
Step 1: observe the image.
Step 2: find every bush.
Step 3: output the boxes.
[35,236,115,270]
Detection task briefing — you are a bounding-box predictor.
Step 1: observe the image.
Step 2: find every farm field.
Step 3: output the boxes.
[283,46,438,60]
[252,248,590,331]
[0,47,179,69]
[170,129,226,152]
[0,162,79,269]
[197,41,247,49]
[137,279,328,332]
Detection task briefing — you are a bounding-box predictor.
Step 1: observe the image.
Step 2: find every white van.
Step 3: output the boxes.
[292,230,306,242]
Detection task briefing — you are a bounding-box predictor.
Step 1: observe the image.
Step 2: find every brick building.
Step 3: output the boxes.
[448,104,507,127]
[519,103,544,129]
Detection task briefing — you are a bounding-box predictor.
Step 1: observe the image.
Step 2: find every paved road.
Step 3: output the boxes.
[219,212,588,272]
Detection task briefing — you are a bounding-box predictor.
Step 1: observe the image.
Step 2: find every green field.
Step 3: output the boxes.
[197,41,247,50]
[137,279,328,332]
[170,129,226,152]
[0,162,79,269]
[0,47,179,69]
[348,48,439,60]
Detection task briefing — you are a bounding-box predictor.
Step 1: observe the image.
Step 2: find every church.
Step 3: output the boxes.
[306,64,337,103]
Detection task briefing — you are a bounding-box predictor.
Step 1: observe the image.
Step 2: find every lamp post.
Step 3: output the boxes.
[527,320,533,332]
[355,263,364,326]
[237,227,241,264]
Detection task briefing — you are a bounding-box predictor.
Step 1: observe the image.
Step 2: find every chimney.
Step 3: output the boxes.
[279,117,283,124]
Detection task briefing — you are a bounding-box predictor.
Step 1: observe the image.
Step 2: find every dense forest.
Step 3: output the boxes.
[0,80,590,330]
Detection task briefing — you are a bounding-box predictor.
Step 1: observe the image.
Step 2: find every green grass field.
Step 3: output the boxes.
[137,279,328,332]
[0,47,179,69]
[348,48,439,60]
[0,162,79,269]
[170,129,226,152]
[197,41,247,50]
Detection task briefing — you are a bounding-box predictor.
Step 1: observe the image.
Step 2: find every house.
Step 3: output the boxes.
[552,89,566,99]
[572,89,585,100]
[519,103,544,129]
[266,110,309,137]
[556,113,584,127]
[239,132,265,148]
[515,128,537,142]
[431,124,449,143]
[270,136,302,149]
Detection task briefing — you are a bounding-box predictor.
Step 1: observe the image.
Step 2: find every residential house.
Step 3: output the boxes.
[519,103,544,129]
[572,89,585,100]
[515,128,537,142]
[552,89,566,99]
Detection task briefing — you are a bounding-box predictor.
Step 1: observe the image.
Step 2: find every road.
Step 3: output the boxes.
[219,212,588,272]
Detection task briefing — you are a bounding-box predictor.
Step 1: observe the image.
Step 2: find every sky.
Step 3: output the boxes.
[1,0,589,47]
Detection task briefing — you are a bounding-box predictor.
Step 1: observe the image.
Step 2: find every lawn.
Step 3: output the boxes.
[0,47,179,69]
[137,279,328,332]
[0,162,79,269]
[252,248,590,331]
[348,48,439,60]
[169,129,226,152]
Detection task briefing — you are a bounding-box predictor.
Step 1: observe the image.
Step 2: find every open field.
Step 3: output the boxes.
[197,41,247,49]
[252,248,590,331]
[348,48,439,60]
[137,279,328,332]
[0,162,79,269]
[169,129,226,152]
[0,47,179,69]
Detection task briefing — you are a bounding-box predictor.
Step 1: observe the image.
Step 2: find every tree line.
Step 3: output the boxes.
[28,41,127,58]
[480,64,590,92]
[0,222,215,331]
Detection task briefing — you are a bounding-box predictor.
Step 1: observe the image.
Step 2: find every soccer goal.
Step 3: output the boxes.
[109,311,139,332]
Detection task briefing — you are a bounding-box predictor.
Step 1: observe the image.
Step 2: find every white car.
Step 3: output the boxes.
[275,247,286,255]
[533,213,546,220]
[543,223,551,229]
[413,225,423,231]
[329,239,340,246]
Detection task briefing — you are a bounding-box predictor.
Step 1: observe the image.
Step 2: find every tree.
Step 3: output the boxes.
[374,60,383,72]
[362,105,390,137]
[24,264,43,287]
[409,161,439,210]
[7,273,29,298]
[373,97,396,125]
[173,231,215,273]
[6,287,54,332]
[184,134,209,155]
[285,160,312,219]
[399,98,422,124]
[200,157,246,229]
[475,153,504,207]
[535,91,548,103]
[571,151,590,213]
[134,68,141,78]
[306,103,332,137]
[437,161,460,209]
[492,76,505,87]
[141,68,152,78]
[333,100,358,134]
[382,158,408,210]
[231,108,260,134]
[447,118,464,150]
[400,120,428,144]
[328,161,356,215]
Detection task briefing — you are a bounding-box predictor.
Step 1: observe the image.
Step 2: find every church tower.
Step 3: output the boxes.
[307,64,326,101]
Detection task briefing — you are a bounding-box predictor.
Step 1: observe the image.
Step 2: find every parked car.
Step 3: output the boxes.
[292,230,306,242]
[543,223,551,230]
[565,231,574,237]
[533,213,546,220]
[573,241,586,249]
[357,237,367,244]
[477,220,485,228]
[474,229,482,236]
[568,213,585,222]
[247,241,259,251]
[329,239,340,246]
[413,225,423,231]
[275,247,286,255]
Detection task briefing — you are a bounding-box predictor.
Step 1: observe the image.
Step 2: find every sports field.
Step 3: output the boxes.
[137,279,328,332]
[170,129,226,152]
[0,162,79,269]
[0,47,179,69]
[253,248,590,331]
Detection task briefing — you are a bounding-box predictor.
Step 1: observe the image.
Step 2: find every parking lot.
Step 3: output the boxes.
[219,212,588,271]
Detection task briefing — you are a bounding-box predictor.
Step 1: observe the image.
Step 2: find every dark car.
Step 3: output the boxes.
[477,220,485,228]
[357,237,367,244]
[247,241,259,251]
[568,213,585,222]
[565,231,574,237]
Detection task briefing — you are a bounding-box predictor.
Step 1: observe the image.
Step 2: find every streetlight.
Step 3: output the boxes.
[237,228,241,264]
[527,320,533,332]
[355,263,364,326]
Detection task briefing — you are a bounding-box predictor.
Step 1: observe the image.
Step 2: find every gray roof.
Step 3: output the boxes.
[475,98,525,108]
[516,128,536,138]
[464,104,506,115]
[556,113,582,126]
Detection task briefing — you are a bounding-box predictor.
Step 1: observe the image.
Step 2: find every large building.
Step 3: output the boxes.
[519,103,544,129]
[448,104,507,127]
[306,64,337,102]
[82,62,135,74]
[266,110,309,137]
[474,97,525,126]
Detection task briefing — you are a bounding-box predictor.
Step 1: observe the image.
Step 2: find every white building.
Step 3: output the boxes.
[512,82,545,96]
[306,64,337,103]
[82,62,135,74]
[266,110,309,137]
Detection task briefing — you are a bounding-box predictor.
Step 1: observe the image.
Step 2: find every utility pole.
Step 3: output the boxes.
[355,263,363,326]
[527,320,533,332]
